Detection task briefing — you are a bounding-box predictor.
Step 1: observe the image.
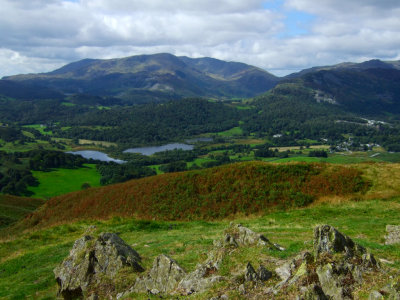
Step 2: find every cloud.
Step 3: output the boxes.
[0,0,399,78]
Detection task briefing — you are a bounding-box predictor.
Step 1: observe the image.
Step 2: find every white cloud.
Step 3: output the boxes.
[0,0,399,78]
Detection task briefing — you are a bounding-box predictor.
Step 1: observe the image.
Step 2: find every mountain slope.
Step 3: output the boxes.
[3,53,279,101]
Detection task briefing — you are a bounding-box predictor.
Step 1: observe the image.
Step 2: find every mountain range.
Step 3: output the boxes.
[1,53,400,115]
[2,53,279,102]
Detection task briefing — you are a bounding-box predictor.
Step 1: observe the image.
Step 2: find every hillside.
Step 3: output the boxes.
[15,162,369,231]
[3,53,279,102]
[0,194,44,229]
[1,163,400,299]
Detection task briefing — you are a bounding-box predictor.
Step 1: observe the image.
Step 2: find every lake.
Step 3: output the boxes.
[123,143,194,156]
[67,150,126,164]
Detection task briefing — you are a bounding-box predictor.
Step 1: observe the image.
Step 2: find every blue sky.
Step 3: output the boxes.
[0,0,399,77]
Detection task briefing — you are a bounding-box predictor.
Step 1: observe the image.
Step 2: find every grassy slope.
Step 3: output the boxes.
[15,162,369,230]
[1,198,400,299]
[27,164,101,199]
[0,195,44,229]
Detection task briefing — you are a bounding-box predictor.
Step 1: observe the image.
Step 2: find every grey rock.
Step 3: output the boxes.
[316,263,353,300]
[314,225,366,259]
[224,223,282,250]
[276,259,297,282]
[178,262,223,294]
[54,233,143,299]
[133,254,186,294]
[369,290,384,300]
[238,284,246,294]
[385,225,400,245]
[257,265,272,281]
[245,262,258,282]
[297,284,329,300]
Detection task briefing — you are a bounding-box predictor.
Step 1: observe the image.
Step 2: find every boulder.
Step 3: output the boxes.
[54,233,143,299]
[224,223,283,250]
[133,254,186,294]
[313,225,366,259]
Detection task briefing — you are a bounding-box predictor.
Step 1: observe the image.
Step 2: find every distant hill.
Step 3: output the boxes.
[3,53,279,102]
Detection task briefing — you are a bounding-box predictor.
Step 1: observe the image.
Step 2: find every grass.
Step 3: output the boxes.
[22,124,53,136]
[1,197,400,299]
[216,127,243,136]
[0,195,44,229]
[27,164,101,199]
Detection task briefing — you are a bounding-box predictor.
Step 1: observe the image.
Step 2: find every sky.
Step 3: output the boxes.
[1,0,400,77]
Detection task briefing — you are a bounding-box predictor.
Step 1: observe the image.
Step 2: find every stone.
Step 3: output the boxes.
[257,265,272,281]
[385,225,400,245]
[276,259,297,282]
[54,233,143,299]
[224,223,282,250]
[245,262,258,282]
[178,262,223,294]
[316,263,354,300]
[369,290,384,300]
[298,284,328,300]
[314,225,366,259]
[133,254,186,294]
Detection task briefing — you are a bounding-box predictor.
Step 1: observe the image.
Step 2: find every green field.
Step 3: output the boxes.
[216,126,243,136]
[27,164,101,199]
[23,124,53,135]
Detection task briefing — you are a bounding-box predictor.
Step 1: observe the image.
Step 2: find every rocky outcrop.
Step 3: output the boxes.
[55,224,386,299]
[133,254,186,294]
[54,233,143,299]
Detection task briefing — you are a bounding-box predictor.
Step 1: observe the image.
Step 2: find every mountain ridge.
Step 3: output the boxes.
[3,53,279,101]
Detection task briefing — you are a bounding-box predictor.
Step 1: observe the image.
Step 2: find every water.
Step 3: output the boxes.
[123,143,194,156]
[67,150,126,164]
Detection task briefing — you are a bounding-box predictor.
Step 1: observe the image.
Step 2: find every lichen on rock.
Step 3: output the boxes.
[54,232,143,299]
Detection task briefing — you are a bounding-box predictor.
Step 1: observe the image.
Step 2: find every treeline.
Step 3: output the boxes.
[97,162,156,185]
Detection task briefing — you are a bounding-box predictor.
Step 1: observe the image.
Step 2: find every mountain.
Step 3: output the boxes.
[3,53,279,102]
[286,59,400,78]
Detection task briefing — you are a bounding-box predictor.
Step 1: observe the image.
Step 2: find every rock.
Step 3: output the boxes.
[316,262,354,300]
[54,233,143,299]
[224,223,282,250]
[314,225,366,259]
[369,290,384,300]
[297,284,328,300]
[385,225,400,245]
[257,265,272,281]
[245,262,258,282]
[178,262,223,294]
[133,254,186,294]
[276,259,296,282]
[238,284,246,294]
